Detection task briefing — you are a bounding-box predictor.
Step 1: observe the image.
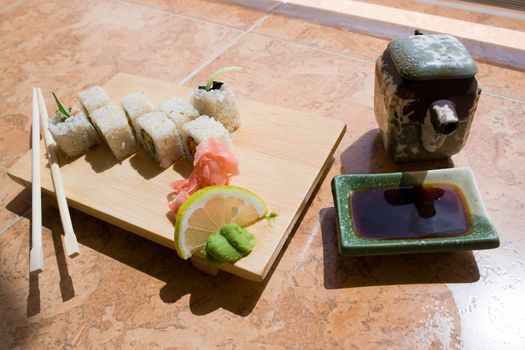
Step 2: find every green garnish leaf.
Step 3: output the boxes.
[52,92,71,122]
[55,110,69,122]
[204,66,241,91]
[266,211,278,219]
[265,210,278,228]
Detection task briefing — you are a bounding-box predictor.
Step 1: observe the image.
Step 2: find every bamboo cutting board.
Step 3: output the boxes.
[8,73,346,281]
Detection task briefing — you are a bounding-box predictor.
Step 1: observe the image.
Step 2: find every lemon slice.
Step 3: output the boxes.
[174,185,268,259]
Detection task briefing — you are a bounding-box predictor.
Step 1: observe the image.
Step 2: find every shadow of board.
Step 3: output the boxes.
[24,156,335,317]
[39,205,273,317]
[319,206,480,289]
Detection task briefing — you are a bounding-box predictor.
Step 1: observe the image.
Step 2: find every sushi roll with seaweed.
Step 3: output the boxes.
[191,67,241,133]
[78,85,112,114]
[48,93,100,158]
[181,115,232,161]
[135,111,184,168]
[90,104,137,160]
[120,92,155,136]
[158,97,199,132]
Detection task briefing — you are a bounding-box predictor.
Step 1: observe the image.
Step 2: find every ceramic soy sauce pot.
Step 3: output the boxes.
[374,32,481,162]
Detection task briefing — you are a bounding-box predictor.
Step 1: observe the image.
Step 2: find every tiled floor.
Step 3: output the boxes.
[1,0,524,348]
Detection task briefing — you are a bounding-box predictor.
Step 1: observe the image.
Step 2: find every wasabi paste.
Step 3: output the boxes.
[202,223,255,264]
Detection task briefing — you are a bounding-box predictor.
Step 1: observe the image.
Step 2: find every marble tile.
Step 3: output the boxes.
[460,93,525,242]
[0,0,241,228]
[256,12,525,101]
[0,108,32,229]
[0,201,465,349]
[0,0,242,108]
[255,11,388,60]
[477,63,525,101]
[186,32,376,121]
[1,0,524,348]
[0,172,29,231]
[126,0,282,30]
[184,31,524,347]
[0,0,22,11]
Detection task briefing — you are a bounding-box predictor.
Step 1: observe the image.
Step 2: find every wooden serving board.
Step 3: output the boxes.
[8,73,346,281]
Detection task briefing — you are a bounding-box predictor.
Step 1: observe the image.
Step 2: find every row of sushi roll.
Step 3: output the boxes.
[48,67,241,169]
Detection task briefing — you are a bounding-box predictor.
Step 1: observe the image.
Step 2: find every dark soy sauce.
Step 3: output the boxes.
[350,184,470,240]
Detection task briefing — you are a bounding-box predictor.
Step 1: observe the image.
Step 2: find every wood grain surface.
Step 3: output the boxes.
[8,73,346,281]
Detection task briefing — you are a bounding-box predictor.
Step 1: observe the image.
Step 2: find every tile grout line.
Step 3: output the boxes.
[0,213,23,236]
[117,0,244,33]
[117,0,525,104]
[178,31,248,85]
[483,90,525,104]
[178,1,285,85]
[252,30,373,63]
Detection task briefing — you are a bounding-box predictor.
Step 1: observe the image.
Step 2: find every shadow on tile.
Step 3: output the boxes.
[65,156,333,316]
[49,221,75,303]
[4,186,31,218]
[20,202,75,317]
[160,157,334,315]
[319,207,480,289]
[340,128,454,174]
[27,273,40,317]
[59,205,265,316]
[27,215,41,317]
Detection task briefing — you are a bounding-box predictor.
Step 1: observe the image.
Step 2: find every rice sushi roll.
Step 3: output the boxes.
[158,97,199,131]
[191,67,241,133]
[120,91,155,131]
[90,104,137,160]
[181,115,232,160]
[135,111,184,168]
[78,85,112,114]
[191,82,240,133]
[48,94,100,158]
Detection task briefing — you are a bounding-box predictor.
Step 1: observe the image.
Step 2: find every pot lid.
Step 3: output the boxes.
[388,34,478,81]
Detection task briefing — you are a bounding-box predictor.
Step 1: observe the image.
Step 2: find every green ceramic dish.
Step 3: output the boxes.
[331,167,499,256]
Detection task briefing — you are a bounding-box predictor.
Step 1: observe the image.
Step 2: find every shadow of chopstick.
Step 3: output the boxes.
[27,273,40,317]
[51,226,75,302]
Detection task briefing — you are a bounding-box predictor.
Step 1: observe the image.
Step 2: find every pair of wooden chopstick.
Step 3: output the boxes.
[30,88,80,274]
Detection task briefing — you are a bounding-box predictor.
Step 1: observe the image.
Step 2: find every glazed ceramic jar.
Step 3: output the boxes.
[374,33,481,162]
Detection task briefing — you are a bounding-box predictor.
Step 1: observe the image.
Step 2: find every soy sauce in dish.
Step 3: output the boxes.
[350,184,470,240]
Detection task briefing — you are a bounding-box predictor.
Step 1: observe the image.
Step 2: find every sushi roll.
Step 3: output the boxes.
[90,104,137,161]
[48,96,100,158]
[158,97,199,131]
[120,91,155,129]
[78,85,112,114]
[135,111,184,168]
[190,66,242,133]
[191,82,240,133]
[181,115,232,160]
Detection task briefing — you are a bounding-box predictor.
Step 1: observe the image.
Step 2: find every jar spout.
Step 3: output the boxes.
[430,100,458,135]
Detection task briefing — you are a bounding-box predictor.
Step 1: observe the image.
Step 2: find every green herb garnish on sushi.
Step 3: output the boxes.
[52,92,71,122]
[204,66,241,91]
[48,92,101,158]
[192,66,242,132]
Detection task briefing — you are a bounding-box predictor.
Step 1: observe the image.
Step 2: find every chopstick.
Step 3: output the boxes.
[30,88,43,274]
[37,88,80,258]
